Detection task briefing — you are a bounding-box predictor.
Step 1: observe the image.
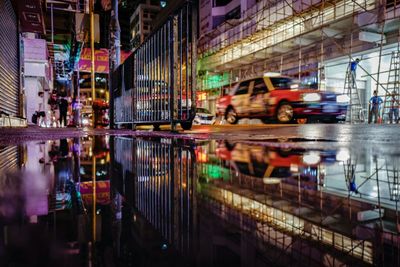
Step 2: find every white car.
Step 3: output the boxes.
[194,108,216,125]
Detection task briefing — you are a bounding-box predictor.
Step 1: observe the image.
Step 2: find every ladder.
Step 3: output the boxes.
[386,159,400,202]
[382,51,400,123]
[343,62,365,123]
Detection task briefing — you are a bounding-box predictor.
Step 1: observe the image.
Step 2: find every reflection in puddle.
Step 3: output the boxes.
[0,137,399,266]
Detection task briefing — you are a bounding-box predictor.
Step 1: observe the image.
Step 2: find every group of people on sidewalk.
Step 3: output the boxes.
[33,89,69,127]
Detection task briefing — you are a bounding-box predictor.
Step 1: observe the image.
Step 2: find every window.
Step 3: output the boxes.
[235,81,250,95]
[214,0,233,7]
[225,6,240,20]
[252,78,268,94]
[270,77,294,90]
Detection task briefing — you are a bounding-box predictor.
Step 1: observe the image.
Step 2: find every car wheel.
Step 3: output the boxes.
[180,121,193,130]
[276,102,294,123]
[225,107,238,124]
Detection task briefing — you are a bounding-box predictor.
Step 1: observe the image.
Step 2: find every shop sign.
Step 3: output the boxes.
[23,38,48,61]
[79,180,110,205]
[202,72,230,90]
[79,48,132,74]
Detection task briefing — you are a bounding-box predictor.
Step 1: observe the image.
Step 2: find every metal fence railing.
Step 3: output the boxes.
[113,2,197,130]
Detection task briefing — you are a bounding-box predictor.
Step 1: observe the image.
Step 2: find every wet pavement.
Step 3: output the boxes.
[0,125,400,266]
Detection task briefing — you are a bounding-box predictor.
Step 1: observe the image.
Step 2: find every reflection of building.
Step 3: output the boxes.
[198,140,400,266]
[79,136,110,182]
[79,73,110,127]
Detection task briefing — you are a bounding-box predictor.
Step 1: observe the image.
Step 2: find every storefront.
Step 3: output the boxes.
[0,0,21,120]
[324,43,399,109]
[197,72,232,114]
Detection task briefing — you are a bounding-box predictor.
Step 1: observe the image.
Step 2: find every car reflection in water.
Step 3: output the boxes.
[1,137,400,266]
[215,141,338,189]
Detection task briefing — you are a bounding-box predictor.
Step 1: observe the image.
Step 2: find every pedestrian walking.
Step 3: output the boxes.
[368,90,383,124]
[58,90,68,127]
[350,58,360,87]
[389,90,399,124]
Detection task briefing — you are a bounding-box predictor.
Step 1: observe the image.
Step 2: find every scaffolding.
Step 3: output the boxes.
[343,61,366,122]
[197,0,400,122]
[382,49,400,123]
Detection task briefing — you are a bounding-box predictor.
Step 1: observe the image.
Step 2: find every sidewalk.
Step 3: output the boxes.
[0,126,204,145]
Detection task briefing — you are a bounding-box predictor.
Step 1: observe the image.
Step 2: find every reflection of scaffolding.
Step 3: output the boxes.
[382,50,400,123]
[344,64,365,123]
[198,0,400,119]
[198,142,400,265]
[200,181,375,266]
[386,159,400,202]
[343,156,358,193]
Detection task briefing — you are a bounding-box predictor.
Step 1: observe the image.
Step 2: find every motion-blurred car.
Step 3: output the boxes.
[193,108,216,125]
[216,73,348,124]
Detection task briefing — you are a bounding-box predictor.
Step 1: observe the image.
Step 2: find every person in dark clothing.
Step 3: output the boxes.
[58,95,68,127]
[59,138,69,158]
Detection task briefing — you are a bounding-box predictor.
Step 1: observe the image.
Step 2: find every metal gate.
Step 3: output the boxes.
[0,0,20,117]
[113,2,197,130]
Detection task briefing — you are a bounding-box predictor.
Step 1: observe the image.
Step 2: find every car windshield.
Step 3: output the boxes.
[196,108,210,114]
[270,77,297,90]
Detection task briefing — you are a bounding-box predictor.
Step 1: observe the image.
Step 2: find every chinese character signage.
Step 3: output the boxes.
[79,180,110,205]
[79,48,109,73]
[78,48,132,74]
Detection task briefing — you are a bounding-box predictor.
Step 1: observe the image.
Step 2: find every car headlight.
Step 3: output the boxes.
[303,152,321,165]
[336,94,350,103]
[336,149,350,162]
[302,93,321,102]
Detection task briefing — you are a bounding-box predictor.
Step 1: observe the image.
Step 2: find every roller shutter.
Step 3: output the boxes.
[0,146,20,174]
[0,0,20,117]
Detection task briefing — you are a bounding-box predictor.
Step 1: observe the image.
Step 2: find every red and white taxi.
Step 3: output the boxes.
[216,74,348,124]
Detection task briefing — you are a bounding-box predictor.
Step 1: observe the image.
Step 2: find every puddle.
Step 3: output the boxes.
[0,136,399,266]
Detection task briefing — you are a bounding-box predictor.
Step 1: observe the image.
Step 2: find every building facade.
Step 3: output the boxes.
[197,0,400,116]
[130,1,161,50]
